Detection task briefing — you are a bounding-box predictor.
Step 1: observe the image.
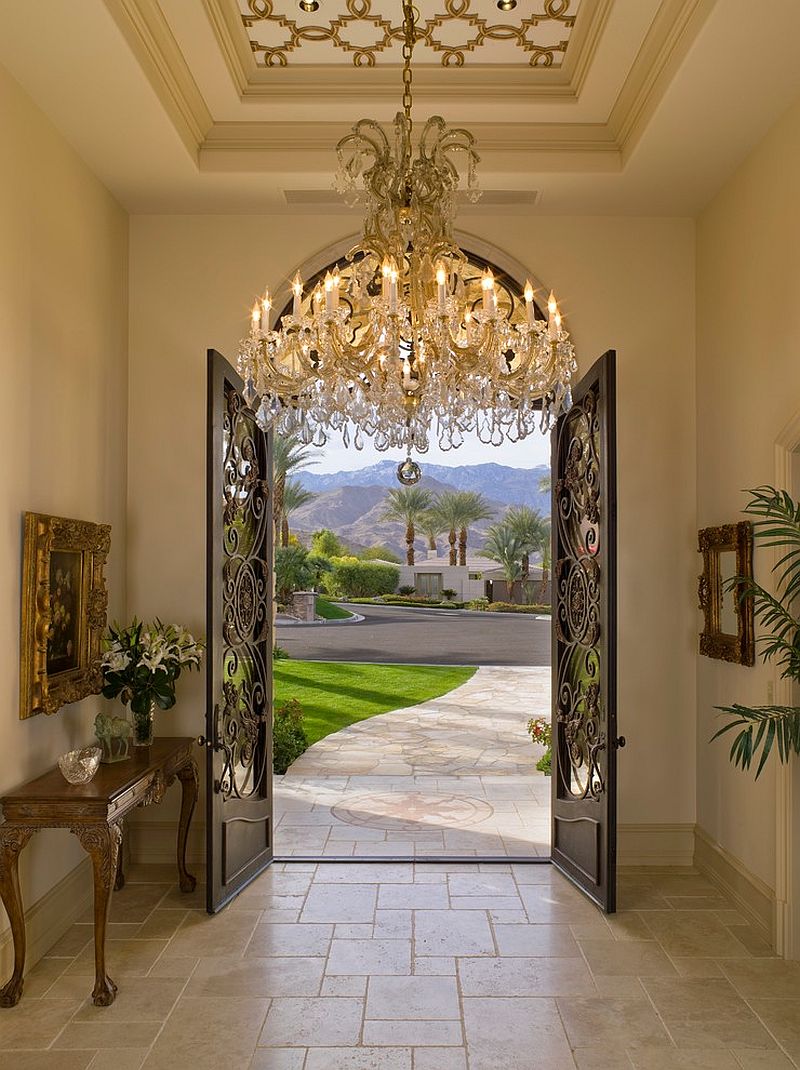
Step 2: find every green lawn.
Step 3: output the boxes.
[273,660,477,748]
[315,596,353,621]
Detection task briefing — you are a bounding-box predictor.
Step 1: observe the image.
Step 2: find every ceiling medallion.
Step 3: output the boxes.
[237,0,577,483]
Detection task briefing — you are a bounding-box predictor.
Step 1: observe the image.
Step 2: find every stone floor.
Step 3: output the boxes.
[275,666,552,858]
[3,861,795,1069]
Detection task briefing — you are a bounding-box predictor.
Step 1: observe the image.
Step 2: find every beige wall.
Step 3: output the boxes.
[0,65,128,940]
[696,94,800,890]
[128,212,697,834]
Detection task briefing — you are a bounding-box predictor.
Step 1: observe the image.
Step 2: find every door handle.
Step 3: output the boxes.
[197,704,221,750]
[613,736,626,749]
[196,735,213,749]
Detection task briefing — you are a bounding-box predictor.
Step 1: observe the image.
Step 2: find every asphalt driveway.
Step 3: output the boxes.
[276,603,551,666]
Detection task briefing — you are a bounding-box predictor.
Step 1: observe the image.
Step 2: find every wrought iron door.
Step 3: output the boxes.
[551,351,618,912]
[206,350,274,913]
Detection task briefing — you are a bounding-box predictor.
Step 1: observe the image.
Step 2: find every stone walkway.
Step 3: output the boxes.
[275,667,551,858]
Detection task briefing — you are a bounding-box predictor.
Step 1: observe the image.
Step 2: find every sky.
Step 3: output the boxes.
[307,421,552,474]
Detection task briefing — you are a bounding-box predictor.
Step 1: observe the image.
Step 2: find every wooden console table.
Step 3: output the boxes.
[0,736,198,1008]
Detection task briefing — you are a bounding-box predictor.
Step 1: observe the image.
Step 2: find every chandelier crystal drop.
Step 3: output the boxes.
[237,0,577,483]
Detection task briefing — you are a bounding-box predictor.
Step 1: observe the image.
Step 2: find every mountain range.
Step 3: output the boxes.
[292,461,550,560]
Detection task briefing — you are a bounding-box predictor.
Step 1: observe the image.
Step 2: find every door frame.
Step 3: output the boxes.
[775,411,800,958]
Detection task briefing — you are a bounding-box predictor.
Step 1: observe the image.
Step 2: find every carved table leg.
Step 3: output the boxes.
[72,823,121,1007]
[176,758,198,893]
[114,821,125,892]
[0,826,35,1007]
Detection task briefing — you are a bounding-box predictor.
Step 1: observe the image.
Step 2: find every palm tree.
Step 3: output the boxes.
[456,492,494,565]
[426,492,462,566]
[380,487,434,565]
[539,473,551,494]
[483,522,525,602]
[505,506,550,590]
[281,478,315,547]
[273,433,318,539]
[419,511,446,555]
[429,491,494,566]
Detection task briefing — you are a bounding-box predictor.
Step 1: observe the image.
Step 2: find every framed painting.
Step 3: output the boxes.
[20,513,111,718]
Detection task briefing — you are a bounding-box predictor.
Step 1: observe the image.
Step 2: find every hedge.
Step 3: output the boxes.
[327,559,400,598]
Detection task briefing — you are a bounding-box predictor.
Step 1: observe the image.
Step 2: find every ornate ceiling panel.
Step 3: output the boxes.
[240,0,581,69]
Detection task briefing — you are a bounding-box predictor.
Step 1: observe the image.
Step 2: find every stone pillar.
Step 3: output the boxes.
[292,591,317,622]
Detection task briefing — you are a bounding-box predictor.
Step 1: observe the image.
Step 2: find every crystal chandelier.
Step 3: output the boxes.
[238,0,577,484]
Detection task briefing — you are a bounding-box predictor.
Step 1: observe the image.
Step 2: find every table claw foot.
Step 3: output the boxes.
[0,977,24,1007]
[91,975,117,1007]
[179,871,197,893]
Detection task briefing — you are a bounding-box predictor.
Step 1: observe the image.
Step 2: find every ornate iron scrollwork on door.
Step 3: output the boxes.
[218,385,270,803]
[554,383,606,801]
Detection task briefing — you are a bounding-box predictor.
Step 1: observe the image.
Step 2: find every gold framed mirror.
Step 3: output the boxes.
[697,520,755,666]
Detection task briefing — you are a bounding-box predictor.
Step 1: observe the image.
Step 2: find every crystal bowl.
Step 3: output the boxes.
[58,746,102,785]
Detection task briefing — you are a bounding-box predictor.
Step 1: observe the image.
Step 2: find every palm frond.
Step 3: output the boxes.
[712,704,800,778]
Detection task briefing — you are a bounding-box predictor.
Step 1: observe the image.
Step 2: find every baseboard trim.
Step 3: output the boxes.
[617,823,695,866]
[693,825,776,947]
[0,857,93,979]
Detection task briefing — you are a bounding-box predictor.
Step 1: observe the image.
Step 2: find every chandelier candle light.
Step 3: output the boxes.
[238,0,577,484]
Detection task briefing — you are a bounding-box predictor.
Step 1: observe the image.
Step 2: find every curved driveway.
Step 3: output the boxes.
[276,602,551,666]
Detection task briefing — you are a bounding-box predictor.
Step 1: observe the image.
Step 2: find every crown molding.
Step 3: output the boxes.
[609,0,716,159]
[105,0,709,170]
[199,119,622,171]
[105,0,212,158]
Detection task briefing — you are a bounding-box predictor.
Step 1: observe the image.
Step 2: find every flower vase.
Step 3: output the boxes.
[131,700,156,747]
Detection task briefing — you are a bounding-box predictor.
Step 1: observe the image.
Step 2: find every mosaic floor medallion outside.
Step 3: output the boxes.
[275,666,551,858]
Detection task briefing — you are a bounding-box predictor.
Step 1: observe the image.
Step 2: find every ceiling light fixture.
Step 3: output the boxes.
[497,0,517,10]
[238,0,576,483]
[298,0,320,11]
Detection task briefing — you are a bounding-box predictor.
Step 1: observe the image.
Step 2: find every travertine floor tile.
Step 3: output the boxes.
[458,955,596,997]
[259,997,364,1047]
[141,995,270,1070]
[187,955,325,997]
[0,999,79,1050]
[366,975,460,1019]
[326,938,412,975]
[414,910,494,956]
[304,1048,412,1069]
[462,996,574,1069]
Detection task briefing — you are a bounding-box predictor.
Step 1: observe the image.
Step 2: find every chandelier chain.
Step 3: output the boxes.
[401,0,416,126]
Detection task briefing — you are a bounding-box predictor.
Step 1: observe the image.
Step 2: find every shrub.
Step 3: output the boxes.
[360,545,402,564]
[527,717,552,776]
[467,597,490,611]
[439,600,457,608]
[311,529,347,557]
[441,588,457,600]
[398,585,416,596]
[486,602,551,614]
[306,552,333,587]
[328,559,400,598]
[275,545,315,603]
[273,645,290,660]
[273,698,308,774]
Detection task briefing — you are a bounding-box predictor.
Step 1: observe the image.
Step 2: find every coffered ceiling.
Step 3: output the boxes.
[240,0,581,69]
[1,0,800,214]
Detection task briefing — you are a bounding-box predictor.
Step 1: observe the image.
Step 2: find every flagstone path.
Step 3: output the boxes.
[274,666,551,858]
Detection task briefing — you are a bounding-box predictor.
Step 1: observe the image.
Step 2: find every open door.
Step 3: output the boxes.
[551,351,619,912]
[206,350,274,913]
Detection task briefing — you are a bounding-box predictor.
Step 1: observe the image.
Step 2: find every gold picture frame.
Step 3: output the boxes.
[20,513,111,718]
[697,520,755,666]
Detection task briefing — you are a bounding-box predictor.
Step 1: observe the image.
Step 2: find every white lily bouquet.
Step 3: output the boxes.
[100,618,204,746]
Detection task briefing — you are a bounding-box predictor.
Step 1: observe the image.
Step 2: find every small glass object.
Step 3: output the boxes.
[397,458,421,485]
[132,700,156,747]
[58,746,102,785]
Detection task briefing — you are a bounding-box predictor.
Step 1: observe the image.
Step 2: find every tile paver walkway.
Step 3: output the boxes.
[275,666,551,858]
[10,861,788,1069]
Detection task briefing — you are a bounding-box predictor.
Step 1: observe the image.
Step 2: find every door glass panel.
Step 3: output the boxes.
[219,385,270,804]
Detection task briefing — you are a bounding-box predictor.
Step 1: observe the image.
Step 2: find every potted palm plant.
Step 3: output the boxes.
[712,486,800,777]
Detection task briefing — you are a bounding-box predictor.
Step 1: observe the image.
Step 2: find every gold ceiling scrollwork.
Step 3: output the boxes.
[241,0,580,69]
